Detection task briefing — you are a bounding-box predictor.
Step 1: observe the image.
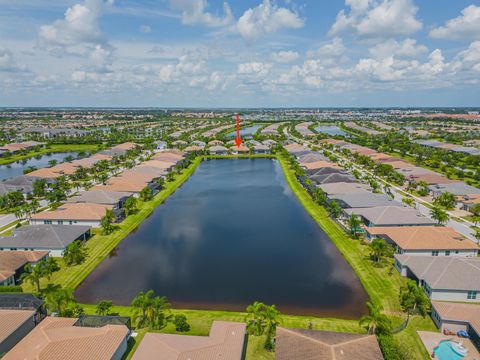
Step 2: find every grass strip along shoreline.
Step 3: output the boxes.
[21,153,435,359]
[0,144,101,165]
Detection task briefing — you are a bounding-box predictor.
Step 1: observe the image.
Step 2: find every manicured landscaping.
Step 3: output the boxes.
[0,144,101,165]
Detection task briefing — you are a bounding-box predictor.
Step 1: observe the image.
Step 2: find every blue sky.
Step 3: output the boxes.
[0,0,479,107]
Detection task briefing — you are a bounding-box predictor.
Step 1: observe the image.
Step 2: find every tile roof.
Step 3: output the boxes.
[275,327,384,360]
[302,161,340,171]
[31,203,112,221]
[0,309,35,344]
[67,190,132,205]
[431,301,480,334]
[395,255,480,291]
[131,321,246,360]
[0,225,90,250]
[346,206,435,226]
[366,226,478,251]
[0,251,49,281]
[319,182,370,195]
[3,317,129,360]
[331,192,402,208]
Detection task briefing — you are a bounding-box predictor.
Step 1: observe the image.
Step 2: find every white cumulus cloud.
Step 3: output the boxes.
[270,50,299,63]
[429,5,480,41]
[169,0,233,27]
[237,0,304,40]
[329,0,422,38]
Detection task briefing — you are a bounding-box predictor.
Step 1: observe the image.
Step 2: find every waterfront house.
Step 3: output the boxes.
[209,145,229,155]
[67,189,132,208]
[253,144,269,154]
[430,301,480,351]
[310,173,358,185]
[297,152,327,163]
[30,203,112,227]
[3,316,129,360]
[301,160,340,172]
[365,226,478,257]
[0,141,45,154]
[394,254,480,302]
[131,321,246,360]
[345,206,435,227]
[0,294,45,354]
[231,145,250,154]
[208,140,224,146]
[319,182,371,196]
[184,145,203,153]
[0,251,49,286]
[275,327,384,360]
[331,192,401,209]
[0,176,36,195]
[0,225,91,257]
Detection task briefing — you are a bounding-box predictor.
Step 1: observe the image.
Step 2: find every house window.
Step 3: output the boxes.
[58,220,63,225]
[44,220,52,225]
[432,251,439,256]
[445,251,450,256]
[467,291,477,300]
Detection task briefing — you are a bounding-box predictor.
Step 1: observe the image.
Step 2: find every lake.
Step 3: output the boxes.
[75,158,368,318]
[315,125,347,137]
[226,125,262,138]
[0,152,79,181]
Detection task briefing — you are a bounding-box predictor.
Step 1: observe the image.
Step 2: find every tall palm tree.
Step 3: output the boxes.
[359,302,390,335]
[131,290,155,328]
[347,214,362,239]
[430,206,449,225]
[45,287,75,316]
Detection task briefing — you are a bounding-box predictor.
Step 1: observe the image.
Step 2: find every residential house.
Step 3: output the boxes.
[131,321,246,360]
[231,145,250,155]
[253,144,269,154]
[430,301,480,351]
[310,173,358,185]
[3,317,129,360]
[153,141,167,151]
[67,189,132,209]
[0,251,49,286]
[394,254,480,302]
[331,192,401,209]
[319,182,370,196]
[365,226,478,257]
[0,224,91,257]
[30,203,112,227]
[209,145,229,155]
[0,294,45,354]
[345,206,435,227]
[275,327,384,360]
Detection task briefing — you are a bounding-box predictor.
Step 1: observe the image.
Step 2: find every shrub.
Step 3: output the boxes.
[0,285,23,293]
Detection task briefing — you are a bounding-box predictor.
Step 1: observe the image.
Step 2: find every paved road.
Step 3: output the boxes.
[0,213,16,228]
[284,128,478,243]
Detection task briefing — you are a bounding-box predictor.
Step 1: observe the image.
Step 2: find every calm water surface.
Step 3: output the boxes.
[75,159,368,317]
[315,125,347,137]
[0,152,78,181]
[226,125,262,138]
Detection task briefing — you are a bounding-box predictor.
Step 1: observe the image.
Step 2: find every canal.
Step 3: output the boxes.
[75,158,368,317]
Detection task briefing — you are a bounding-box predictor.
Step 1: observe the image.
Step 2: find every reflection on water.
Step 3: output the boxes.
[0,152,79,181]
[315,125,347,137]
[75,159,368,318]
[226,125,262,138]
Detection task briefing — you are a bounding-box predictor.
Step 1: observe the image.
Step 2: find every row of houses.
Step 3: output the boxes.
[322,138,480,212]
[294,122,315,137]
[344,121,383,135]
[0,141,45,156]
[286,142,480,352]
[0,294,385,359]
[29,149,184,227]
[414,139,480,156]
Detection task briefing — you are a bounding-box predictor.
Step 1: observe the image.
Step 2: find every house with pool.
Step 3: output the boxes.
[394,254,480,302]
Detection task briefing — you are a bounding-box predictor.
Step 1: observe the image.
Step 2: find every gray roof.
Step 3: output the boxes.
[311,173,358,185]
[395,254,480,291]
[331,192,401,208]
[0,176,35,195]
[319,182,370,195]
[428,182,480,196]
[310,167,346,177]
[0,225,90,250]
[345,206,435,226]
[67,190,132,205]
[209,146,228,152]
[298,153,328,163]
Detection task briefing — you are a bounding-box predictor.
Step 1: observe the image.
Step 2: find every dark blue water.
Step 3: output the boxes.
[315,125,347,136]
[75,159,368,317]
[227,125,262,138]
[0,152,79,181]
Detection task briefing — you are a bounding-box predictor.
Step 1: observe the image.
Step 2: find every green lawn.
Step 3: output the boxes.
[22,157,203,292]
[0,144,101,165]
[23,154,434,359]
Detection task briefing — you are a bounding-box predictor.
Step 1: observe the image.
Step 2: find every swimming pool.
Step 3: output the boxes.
[434,340,465,360]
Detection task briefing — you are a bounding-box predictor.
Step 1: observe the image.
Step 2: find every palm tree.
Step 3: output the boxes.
[347,214,362,239]
[123,196,137,216]
[327,201,342,219]
[44,286,75,316]
[63,240,88,266]
[131,290,155,328]
[101,209,115,235]
[359,302,391,335]
[20,257,59,292]
[399,280,430,318]
[96,300,113,316]
[430,206,449,225]
[246,301,281,351]
[402,197,415,208]
[369,238,389,262]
